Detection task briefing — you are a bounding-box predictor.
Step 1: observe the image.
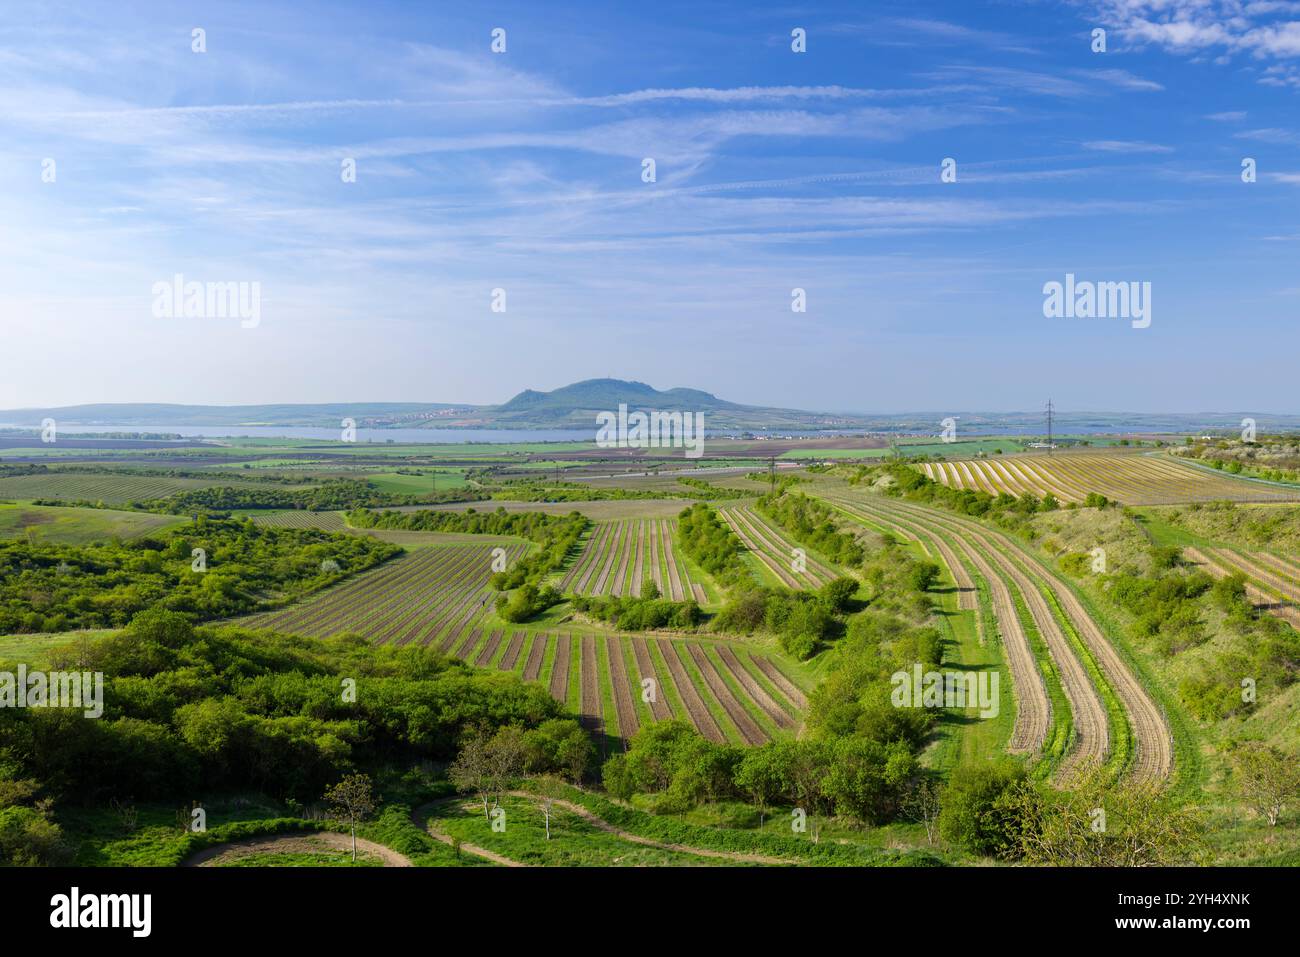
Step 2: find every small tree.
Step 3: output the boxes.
[640,578,661,600]
[449,728,495,820]
[734,745,787,829]
[900,774,943,846]
[535,776,565,841]
[486,726,528,809]
[1232,742,1300,826]
[324,773,378,863]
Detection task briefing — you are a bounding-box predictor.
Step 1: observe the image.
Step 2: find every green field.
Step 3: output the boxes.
[365,469,469,493]
[0,629,117,666]
[0,503,184,543]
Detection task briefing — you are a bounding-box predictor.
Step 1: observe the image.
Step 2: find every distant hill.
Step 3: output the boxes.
[7,387,1298,435]
[0,380,868,432]
[497,378,741,415]
[488,378,812,428]
[482,378,877,429]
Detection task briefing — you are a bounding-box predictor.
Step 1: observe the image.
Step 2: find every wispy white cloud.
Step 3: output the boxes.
[1083,139,1175,152]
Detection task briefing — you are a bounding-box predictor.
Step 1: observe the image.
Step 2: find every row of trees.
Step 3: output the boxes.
[864,463,1066,525]
[675,503,748,585]
[712,578,858,659]
[449,721,594,821]
[571,580,705,631]
[155,479,481,513]
[755,491,865,567]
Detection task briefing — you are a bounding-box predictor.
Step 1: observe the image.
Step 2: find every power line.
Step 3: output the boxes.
[1046,398,1054,454]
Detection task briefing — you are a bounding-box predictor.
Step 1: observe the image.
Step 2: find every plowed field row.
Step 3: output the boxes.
[432,628,805,747]
[241,544,526,647]
[921,454,1300,506]
[560,519,708,602]
[719,504,838,589]
[876,494,1170,782]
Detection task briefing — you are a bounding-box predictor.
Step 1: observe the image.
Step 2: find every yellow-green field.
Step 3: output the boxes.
[0,503,184,543]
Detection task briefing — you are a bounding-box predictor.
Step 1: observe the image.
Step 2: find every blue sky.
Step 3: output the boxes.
[2,0,1298,414]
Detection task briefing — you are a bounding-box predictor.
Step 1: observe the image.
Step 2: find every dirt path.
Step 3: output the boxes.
[549,633,571,701]
[721,507,801,588]
[965,522,1109,779]
[411,802,526,867]
[631,520,645,597]
[605,634,639,741]
[507,791,794,865]
[717,645,795,728]
[475,629,503,667]
[1212,547,1300,605]
[580,634,602,733]
[605,522,629,596]
[182,830,412,867]
[750,654,808,710]
[523,632,547,681]
[648,519,666,595]
[499,630,525,671]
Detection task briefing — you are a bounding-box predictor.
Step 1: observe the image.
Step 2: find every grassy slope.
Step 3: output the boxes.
[0,503,184,544]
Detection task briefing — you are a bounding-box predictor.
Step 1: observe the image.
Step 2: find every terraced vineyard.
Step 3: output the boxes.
[718,503,839,589]
[820,489,1173,783]
[1184,545,1300,631]
[920,453,1300,505]
[0,472,271,505]
[239,539,804,747]
[458,629,804,749]
[240,543,528,646]
[248,509,348,530]
[559,519,712,603]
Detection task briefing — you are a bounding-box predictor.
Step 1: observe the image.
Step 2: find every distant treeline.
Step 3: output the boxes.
[158,481,485,513]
